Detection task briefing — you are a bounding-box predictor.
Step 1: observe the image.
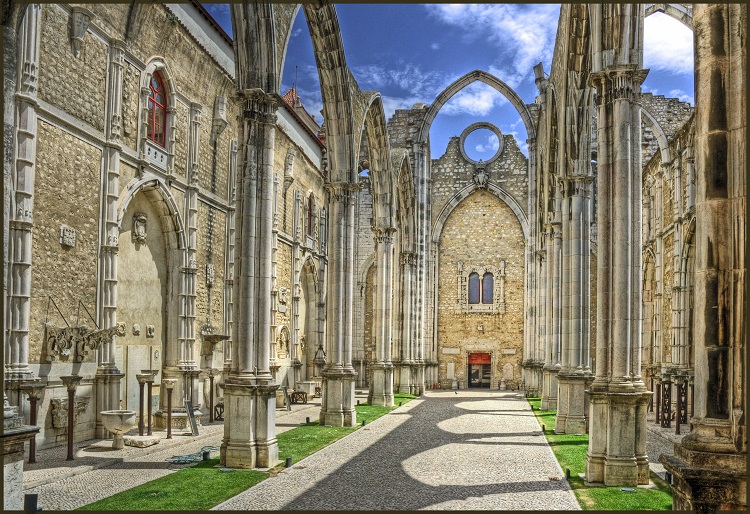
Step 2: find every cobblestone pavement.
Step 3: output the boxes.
[22,391,345,511]
[645,409,685,480]
[214,390,581,511]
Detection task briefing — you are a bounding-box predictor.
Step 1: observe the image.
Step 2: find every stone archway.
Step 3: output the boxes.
[115,177,187,427]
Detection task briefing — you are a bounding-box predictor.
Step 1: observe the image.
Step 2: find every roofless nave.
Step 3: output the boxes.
[2,3,745,512]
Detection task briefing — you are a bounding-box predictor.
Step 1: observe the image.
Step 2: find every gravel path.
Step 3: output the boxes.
[214,390,580,511]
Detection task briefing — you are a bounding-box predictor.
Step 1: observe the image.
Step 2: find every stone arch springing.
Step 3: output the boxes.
[432,183,529,243]
[417,69,536,146]
[394,149,416,254]
[359,92,394,229]
[641,107,672,163]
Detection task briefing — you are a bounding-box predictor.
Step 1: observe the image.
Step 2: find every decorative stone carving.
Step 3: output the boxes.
[472,163,489,189]
[277,326,290,357]
[210,96,227,145]
[59,225,76,247]
[69,7,95,59]
[45,324,116,362]
[132,324,141,336]
[284,150,295,191]
[51,396,90,428]
[146,325,155,338]
[115,322,126,336]
[206,263,215,287]
[132,212,147,243]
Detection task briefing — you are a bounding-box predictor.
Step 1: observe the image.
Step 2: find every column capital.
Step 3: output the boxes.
[590,65,649,104]
[325,181,359,203]
[372,226,396,244]
[238,88,278,125]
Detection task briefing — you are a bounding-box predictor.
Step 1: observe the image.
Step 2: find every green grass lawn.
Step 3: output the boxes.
[77,457,266,511]
[79,392,419,511]
[527,397,673,511]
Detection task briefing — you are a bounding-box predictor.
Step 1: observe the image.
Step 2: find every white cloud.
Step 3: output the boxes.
[441,82,508,117]
[431,42,440,50]
[643,13,694,75]
[669,88,694,105]
[424,4,560,87]
[291,28,302,39]
[642,84,659,95]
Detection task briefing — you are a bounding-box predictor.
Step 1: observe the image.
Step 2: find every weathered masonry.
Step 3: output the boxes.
[2,3,745,512]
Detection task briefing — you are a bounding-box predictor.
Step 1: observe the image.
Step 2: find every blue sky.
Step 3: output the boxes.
[202,4,694,159]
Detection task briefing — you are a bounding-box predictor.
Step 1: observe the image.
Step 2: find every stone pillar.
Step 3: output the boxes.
[541,224,558,410]
[223,140,238,371]
[220,90,279,469]
[95,38,126,438]
[369,227,395,406]
[556,178,572,432]
[661,4,746,511]
[319,182,358,426]
[586,58,651,486]
[398,252,416,394]
[5,4,41,382]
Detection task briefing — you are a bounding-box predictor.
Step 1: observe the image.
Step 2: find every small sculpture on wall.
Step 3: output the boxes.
[59,225,77,247]
[132,212,147,243]
[473,162,489,189]
[278,286,288,313]
[206,264,215,287]
[277,326,290,357]
[146,325,155,338]
[132,324,141,336]
[115,322,126,337]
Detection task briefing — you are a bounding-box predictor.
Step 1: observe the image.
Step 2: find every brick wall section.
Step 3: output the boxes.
[29,121,102,361]
[38,4,107,132]
[641,93,694,164]
[437,190,525,386]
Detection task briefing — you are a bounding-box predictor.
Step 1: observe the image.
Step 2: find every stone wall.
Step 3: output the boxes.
[29,121,102,363]
[436,190,526,388]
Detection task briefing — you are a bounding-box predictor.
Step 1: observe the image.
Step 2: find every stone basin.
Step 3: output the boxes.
[100,410,137,449]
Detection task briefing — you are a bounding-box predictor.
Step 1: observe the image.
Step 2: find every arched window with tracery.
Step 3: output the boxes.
[148,73,167,147]
[468,273,480,304]
[482,272,494,304]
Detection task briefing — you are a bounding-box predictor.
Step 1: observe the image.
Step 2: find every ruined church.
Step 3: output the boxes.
[2,3,745,512]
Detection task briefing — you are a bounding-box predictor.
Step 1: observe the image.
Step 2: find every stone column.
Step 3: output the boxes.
[556,178,572,432]
[586,62,651,486]
[541,224,557,410]
[559,176,592,434]
[5,4,41,382]
[369,227,395,406]
[398,252,416,394]
[223,140,238,371]
[220,90,279,469]
[95,38,126,438]
[661,4,746,511]
[319,182,358,426]
[2,394,39,510]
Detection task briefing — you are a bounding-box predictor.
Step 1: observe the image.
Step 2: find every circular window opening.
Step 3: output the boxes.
[464,129,499,162]
[459,122,504,165]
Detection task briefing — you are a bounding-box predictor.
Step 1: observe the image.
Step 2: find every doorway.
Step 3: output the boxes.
[468,352,491,388]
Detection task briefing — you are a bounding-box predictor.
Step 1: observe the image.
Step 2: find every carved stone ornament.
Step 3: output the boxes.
[206,263,215,287]
[278,286,288,304]
[59,225,76,247]
[132,212,147,243]
[69,7,95,59]
[277,326,290,357]
[115,322,126,337]
[45,324,116,363]
[132,324,141,336]
[210,96,227,145]
[51,396,90,428]
[146,325,155,338]
[473,167,489,189]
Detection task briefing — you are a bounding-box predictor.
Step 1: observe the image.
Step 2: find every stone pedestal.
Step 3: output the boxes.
[319,368,356,427]
[398,362,413,395]
[95,370,124,438]
[153,408,202,429]
[660,426,746,512]
[586,387,650,486]
[555,375,570,433]
[219,380,279,469]
[541,367,558,410]
[3,397,39,510]
[563,374,587,434]
[369,363,394,406]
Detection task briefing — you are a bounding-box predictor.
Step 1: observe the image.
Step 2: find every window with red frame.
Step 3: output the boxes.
[147,73,167,147]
